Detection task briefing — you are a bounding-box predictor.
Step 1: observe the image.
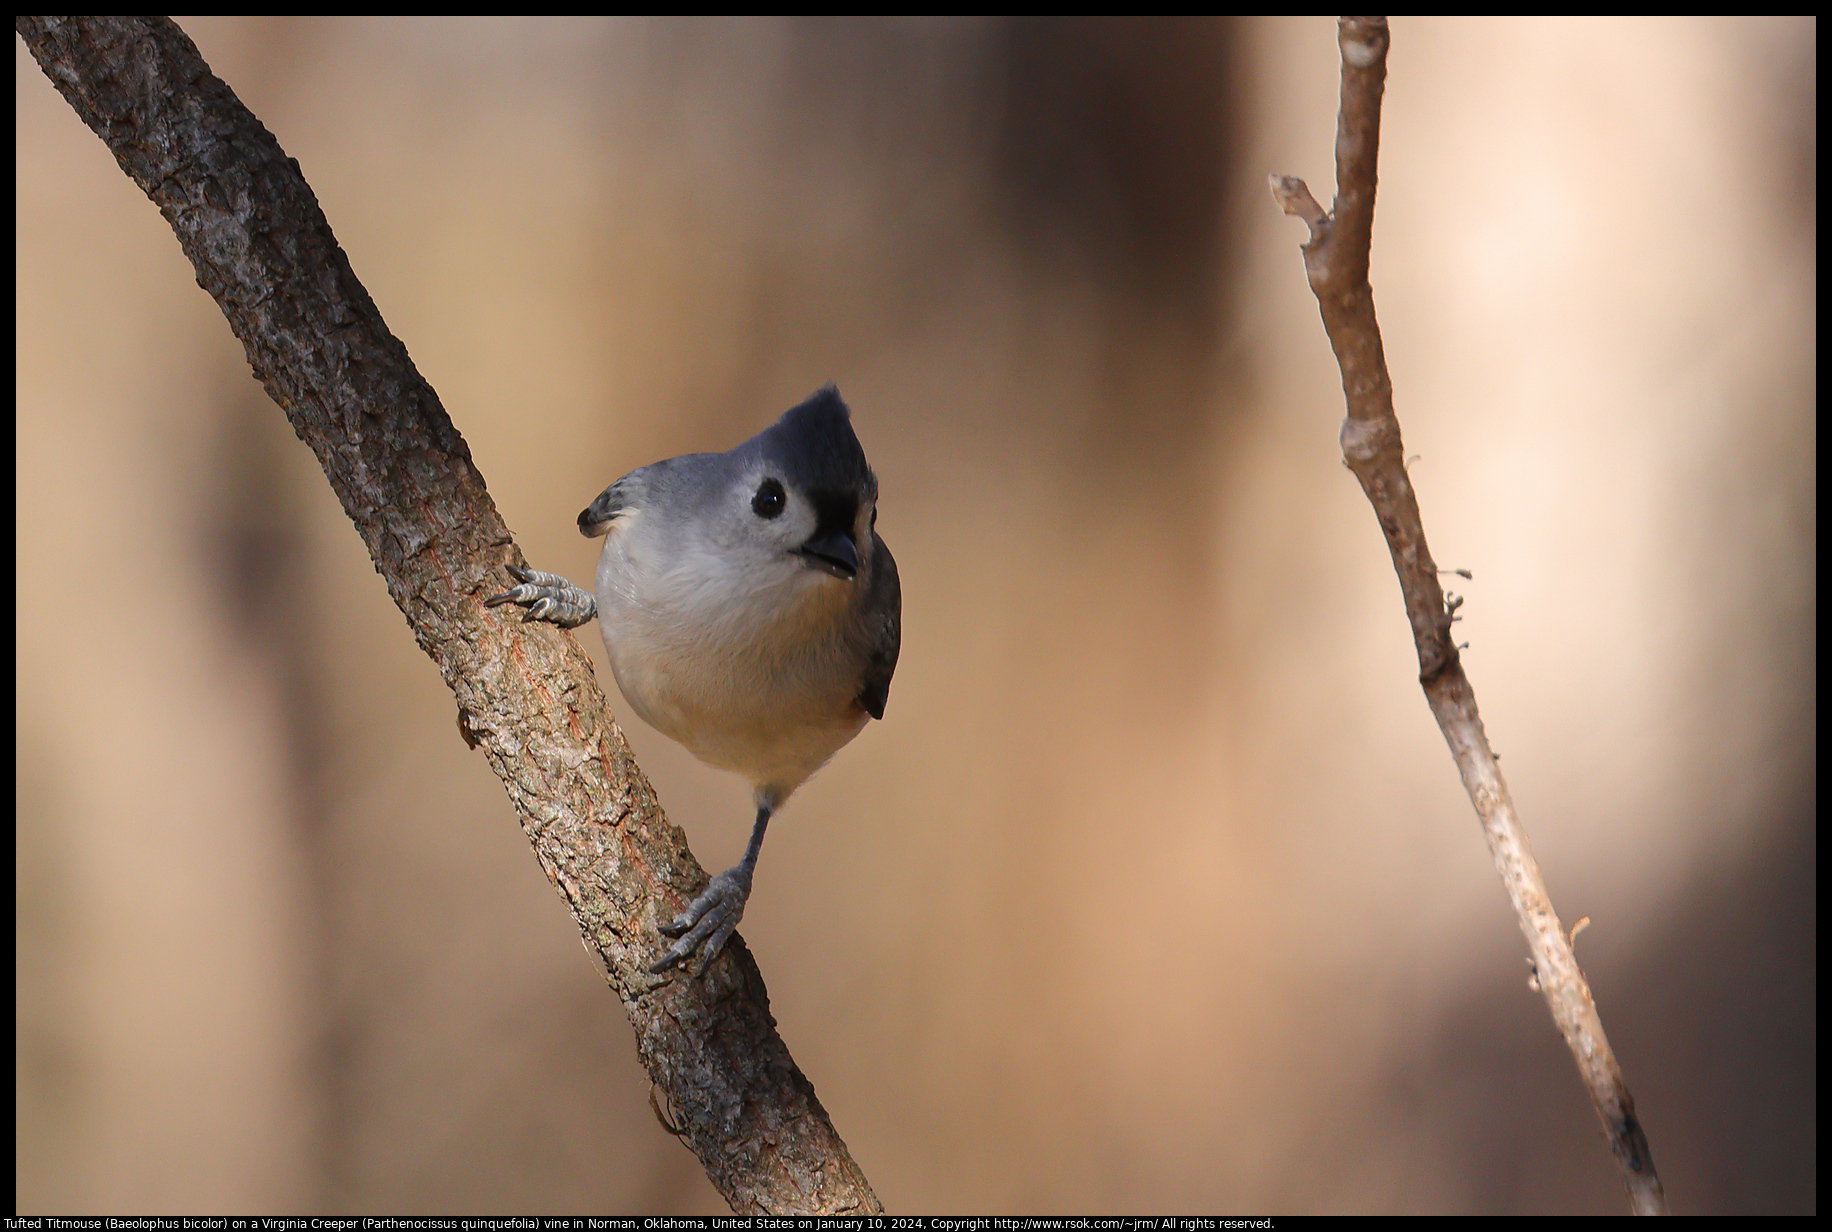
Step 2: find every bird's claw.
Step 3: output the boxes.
[649,867,753,974]
[484,564,597,628]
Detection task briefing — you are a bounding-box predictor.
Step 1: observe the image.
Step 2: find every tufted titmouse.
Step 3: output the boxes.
[487,385,901,973]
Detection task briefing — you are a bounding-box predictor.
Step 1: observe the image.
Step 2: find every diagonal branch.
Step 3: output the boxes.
[1271,16,1668,1215]
[16,15,879,1216]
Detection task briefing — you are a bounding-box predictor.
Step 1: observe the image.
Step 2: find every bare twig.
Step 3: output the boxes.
[1271,16,1668,1215]
[16,15,879,1215]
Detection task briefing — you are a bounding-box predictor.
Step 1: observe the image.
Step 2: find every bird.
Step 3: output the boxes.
[487,385,900,973]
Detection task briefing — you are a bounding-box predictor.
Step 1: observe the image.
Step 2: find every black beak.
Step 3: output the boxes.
[795,529,858,581]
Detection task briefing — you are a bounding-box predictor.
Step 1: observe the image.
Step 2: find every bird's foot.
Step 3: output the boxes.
[650,864,754,973]
[484,564,597,628]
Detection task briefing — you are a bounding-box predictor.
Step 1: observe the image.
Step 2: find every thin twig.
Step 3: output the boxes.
[16,15,880,1215]
[1271,16,1668,1215]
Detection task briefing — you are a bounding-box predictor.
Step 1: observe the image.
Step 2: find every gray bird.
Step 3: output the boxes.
[487,386,900,973]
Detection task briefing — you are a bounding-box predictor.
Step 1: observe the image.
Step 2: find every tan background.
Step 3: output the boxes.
[16,16,1815,1215]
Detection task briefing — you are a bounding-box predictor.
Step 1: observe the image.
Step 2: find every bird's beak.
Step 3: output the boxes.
[795,530,858,581]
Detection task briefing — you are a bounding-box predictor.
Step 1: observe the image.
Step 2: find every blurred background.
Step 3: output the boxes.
[15,16,1814,1216]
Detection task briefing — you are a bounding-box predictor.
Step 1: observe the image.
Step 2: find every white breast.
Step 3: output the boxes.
[593,509,869,801]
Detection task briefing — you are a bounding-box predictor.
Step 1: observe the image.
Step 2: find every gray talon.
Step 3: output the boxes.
[649,865,753,973]
[485,564,597,628]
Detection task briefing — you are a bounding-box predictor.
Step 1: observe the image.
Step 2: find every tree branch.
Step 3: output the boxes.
[1271,16,1668,1215]
[16,15,880,1215]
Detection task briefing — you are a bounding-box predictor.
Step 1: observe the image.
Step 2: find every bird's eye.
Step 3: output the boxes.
[752,478,786,519]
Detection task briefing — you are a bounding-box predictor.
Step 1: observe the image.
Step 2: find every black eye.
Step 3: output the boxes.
[752,478,786,519]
